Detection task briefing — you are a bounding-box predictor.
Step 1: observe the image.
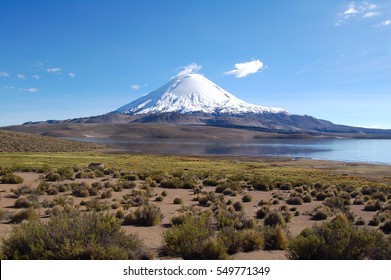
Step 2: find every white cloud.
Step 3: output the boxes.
[0,71,10,77]
[32,75,41,80]
[175,63,202,77]
[17,73,26,79]
[46,68,62,73]
[19,88,38,93]
[363,12,380,18]
[344,6,358,15]
[131,84,141,90]
[225,59,264,78]
[382,19,391,26]
[68,72,76,78]
[336,1,380,26]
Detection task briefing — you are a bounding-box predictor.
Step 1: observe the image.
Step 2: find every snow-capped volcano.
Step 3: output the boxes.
[115,74,286,115]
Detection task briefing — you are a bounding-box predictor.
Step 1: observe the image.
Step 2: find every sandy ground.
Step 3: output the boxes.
[0,168,381,260]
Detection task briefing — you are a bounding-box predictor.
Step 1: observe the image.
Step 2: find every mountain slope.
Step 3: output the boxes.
[115,73,286,115]
[0,129,103,152]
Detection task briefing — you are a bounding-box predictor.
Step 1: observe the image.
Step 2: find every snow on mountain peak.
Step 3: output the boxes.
[115,73,287,115]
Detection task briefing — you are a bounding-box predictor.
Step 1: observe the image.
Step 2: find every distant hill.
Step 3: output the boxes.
[0,130,103,152]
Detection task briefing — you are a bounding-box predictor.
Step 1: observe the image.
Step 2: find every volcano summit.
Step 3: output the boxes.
[115,73,286,115]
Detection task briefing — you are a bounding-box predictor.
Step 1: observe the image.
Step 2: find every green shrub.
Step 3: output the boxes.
[380,220,391,234]
[14,195,39,208]
[368,217,380,227]
[1,210,153,259]
[123,204,162,226]
[155,196,164,202]
[233,201,243,211]
[264,211,286,228]
[288,214,391,259]
[163,213,228,260]
[45,172,61,182]
[11,185,34,198]
[363,200,382,212]
[240,228,264,252]
[311,206,330,221]
[9,208,39,224]
[287,196,303,205]
[355,217,365,226]
[1,173,24,184]
[173,197,183,205]
[242,193,252,203]
[256,206,270,219]
[263,225,290,250]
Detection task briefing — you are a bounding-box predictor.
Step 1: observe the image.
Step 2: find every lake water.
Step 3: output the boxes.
[73,137,391,165]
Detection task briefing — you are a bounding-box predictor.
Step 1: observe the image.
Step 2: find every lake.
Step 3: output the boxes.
[71,137,391,165]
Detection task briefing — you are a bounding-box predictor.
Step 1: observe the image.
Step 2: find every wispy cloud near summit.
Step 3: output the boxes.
[225,59,264,78]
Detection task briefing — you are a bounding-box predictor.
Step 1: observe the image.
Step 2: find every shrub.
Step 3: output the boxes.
[173,197,183,205]
[302,194,312,203]
[363,200,382,212]
[380,220,391,234]
[263,225,290,250]
[355,217,365,226]
[240,229,264,252]
[242,193,252,203]
[368,217,380,227]
[155,196,164,202]
[264,211,286,228]
[161,190,168,197]
[312,207,330,221]
[123,204,163,226]
[288,214,391,259]
[287,196,303,205]
[163,213,228,260]
[316,192,326,201]
[11,185,35,198]
[256,206,270,219]
[9,208,39,224]
[15,194,39,208]
[1,173,24,184]
[1,210,153,259]
[233,201,243,211]
[323,197,347,210]
[45,172,61,182]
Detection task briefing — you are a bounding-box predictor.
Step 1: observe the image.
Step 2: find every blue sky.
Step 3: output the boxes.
[1,0,390,128]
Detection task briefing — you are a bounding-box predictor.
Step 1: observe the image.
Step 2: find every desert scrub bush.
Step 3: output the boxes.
[0,209,11,222]
[45,172,61,182]
[242,193,252,203]
[203,178,219,187]
[288,214,391,259]
[380,220,391,234]
[123,204,163,226]
[302,194,312,203]
[316,192,326,201]
[363,200,382,212]
[1,172,23,184]
[311,206,330,221]
[75,171,95,179]
[14,195,39,209]
[1,210,153,259]
[264,211,286,228]
[323,196,348,210]
[354,217,365,226]
[286,195,303,205]
[9,208,39,224]
[368,216,380,227]
[57,167,74,180]
[263,225,290,250]
[173,196,183,204]
[101,189,112,199]
[163,213,228,260]
[232,201,243,211]
[256,206,270,219]
[372,192,387,202]
[71,183,90,197]
[11,185,34,198]
[85,199,111,212]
